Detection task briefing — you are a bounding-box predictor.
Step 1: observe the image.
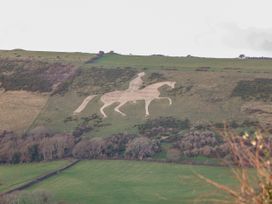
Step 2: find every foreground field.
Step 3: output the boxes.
[0,160,68,192]
[28,160,237,204]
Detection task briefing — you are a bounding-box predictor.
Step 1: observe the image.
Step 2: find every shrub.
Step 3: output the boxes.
[175,130,228,158]
[0,130,75,163]
[28,144,43,162]
[137,117,190,139]
[232,78,272,101]
[72,137,107,159]
[72,133,136,159]
[11,152,21,164]
[125,137,160,160]
[71,67,137,95]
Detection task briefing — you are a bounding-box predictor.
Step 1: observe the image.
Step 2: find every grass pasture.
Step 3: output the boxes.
[33,69,272,137]
[0,160,69,192]
[94,53,272,72]
[28,160,237,204]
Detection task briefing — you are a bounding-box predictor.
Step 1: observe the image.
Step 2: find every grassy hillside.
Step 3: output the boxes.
[28,160,237,204]
[0,160,68,192]
[0,50,271,135]
[33,69,272,137]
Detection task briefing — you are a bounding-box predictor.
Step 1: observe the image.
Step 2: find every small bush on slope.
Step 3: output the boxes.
[232,78,272,101]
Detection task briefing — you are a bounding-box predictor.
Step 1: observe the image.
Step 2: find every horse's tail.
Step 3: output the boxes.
[73,95,97,115]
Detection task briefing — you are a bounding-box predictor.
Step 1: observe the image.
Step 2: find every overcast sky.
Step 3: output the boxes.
[1,0,272,57]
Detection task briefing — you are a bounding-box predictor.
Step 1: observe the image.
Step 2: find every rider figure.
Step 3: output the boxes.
[127,72,145,91]
[127,72,145,103]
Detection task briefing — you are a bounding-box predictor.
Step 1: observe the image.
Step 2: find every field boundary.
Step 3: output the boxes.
[85,52,105,64]
[88,158,229,168]
[1,159,80,195]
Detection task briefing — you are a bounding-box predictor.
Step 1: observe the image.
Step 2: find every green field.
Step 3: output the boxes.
[94,53,272,72]
[28,160,237,204]
[0,160,69,192]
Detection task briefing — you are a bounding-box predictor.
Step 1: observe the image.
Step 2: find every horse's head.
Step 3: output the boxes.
[138,72,145,77]
[168,81,176,89]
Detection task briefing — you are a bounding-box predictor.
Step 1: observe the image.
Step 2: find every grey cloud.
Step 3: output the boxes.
[221,23,272,52]
[260,39,272,51]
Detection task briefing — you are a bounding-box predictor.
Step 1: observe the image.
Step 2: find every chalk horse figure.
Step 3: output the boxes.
[73,72,176,118]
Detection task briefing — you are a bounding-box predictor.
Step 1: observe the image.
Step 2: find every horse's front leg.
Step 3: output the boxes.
[144,100,152,117]
[100,102,112,118]
[114,101,127,116]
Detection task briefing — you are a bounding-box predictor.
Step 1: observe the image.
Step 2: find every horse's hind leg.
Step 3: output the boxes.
[114,101,127,116]
[144,99,152,117]
[100,102,112,118]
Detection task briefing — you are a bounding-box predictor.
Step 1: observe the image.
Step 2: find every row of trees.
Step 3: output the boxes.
[72,134,160,160]
[2,117,263,164]
[0,128,74,163]
[0,128,161,163]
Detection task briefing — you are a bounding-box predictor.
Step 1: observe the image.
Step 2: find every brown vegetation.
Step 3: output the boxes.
[0,58,77,94]
[0,91,48,133]
[0,190,68,204]
[125,137,161,160]
[197,130,272,204]
[0,127,75,163]
[174,130,229,158]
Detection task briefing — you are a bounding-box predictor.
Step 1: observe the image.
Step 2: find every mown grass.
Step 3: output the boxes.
[0,160,69,192]
[94,53,272,72]
[28,160,238,204]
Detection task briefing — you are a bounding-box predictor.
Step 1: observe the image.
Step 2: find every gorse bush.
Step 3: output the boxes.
[125,137,161,160]
[71,67,137,95]
[174,130,228,158]
[137,117,190,139]
[232,78,272,101]
[0,58,77,93]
